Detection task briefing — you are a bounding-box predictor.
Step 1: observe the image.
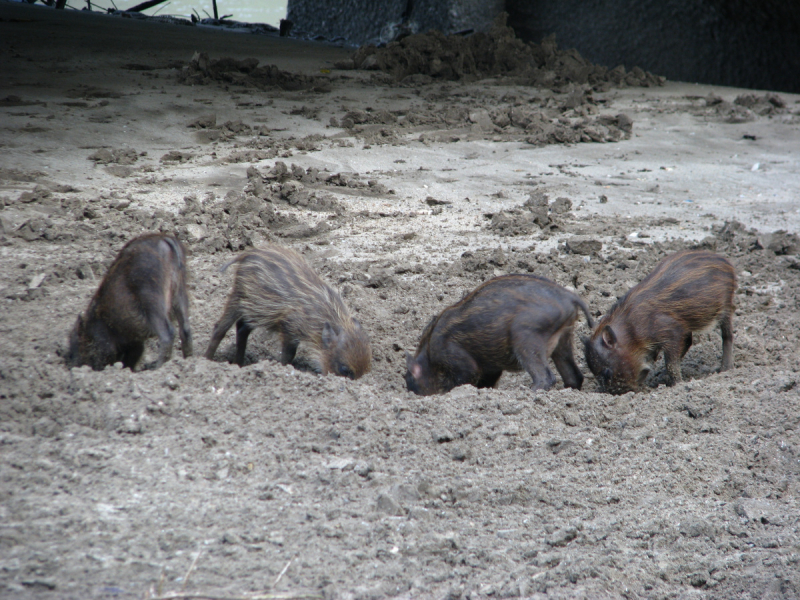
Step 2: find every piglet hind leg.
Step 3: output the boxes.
[148,314,176,369]
[204,303,240,360]
[662,332,687,386]
[512,330,557,391]
[120,341,145,371]
[279,324,300,366]
[720,313,734,371]
[551,328,584,390]
[235,319,253,366]
[173,288,193,358]
[476,371,503,389]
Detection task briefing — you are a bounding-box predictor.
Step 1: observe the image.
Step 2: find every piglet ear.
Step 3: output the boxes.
[322,322,338,349]
[411,363,423,380]
[601,325,617,348]
[405,352,422,380]
[637,364,652,385]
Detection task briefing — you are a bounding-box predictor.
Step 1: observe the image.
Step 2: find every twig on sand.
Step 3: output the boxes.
[144,550,316,600]
[157,567,167,597]
[182,550,202,589]
[273,557,293,587]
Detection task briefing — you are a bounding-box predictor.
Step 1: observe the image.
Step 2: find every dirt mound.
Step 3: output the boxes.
[179,52,333,93]
[0,186,334,256]
[486,191,565,237]
[337,98,633,146]
[684,92,793,123]
[3,199,800,600]
[350,13,663,90]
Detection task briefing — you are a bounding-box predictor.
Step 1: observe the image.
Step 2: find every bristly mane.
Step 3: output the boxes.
[417,274,570,349]
[605,289,633,319]
[416,313,441,351]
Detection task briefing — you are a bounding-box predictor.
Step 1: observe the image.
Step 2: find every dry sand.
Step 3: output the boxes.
[1,3,800,599]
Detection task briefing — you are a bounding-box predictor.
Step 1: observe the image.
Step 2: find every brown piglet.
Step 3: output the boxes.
[67,233,193,371]
[404,274,594,395]
[204,245,371,379]
[583,250,736,394]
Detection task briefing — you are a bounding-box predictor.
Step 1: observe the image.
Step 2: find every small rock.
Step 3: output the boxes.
[433,429,455,443]
[451,446,471,462]
[489,246,506,266]
[734,499,785,525]
[546,527,578,546]
[390,484,420,504]
[550,197,572,214]
[333,58,355,70]
[680,520,715,539]
[468,108,496,131]
[28,273,46,289]
[375,493,404,516]
[119,413,145,434]
[547,439,575,455]
[325,457,354,470]
[766,230,799,255]
[361,55,379,70]
[20,579,56,591]
[188,114,216,129]
[408,507,432,521]
[32,417,61,438]
[222,532,239,544]
[185,224,207,242]
[615,113,634,133]
[353,461,372,477]
[566,236,602,255]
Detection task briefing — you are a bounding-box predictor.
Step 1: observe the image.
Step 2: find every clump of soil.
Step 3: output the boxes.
[486,191,565,236]
[350,13,663,90]
[251,161,392,201]
[337,99,633,146]
[87,148,141,165]
[179,52,333,92]
[687,92,792,122]
[734,92,788,116]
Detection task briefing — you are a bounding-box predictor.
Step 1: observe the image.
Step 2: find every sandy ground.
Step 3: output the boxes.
[2,3,800,599]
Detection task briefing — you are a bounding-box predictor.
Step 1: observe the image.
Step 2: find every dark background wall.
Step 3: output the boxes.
[287,0,502,46]
[287,0,800,93]
[507,0,800,93]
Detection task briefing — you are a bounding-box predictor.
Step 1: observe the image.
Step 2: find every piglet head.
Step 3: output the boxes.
[320,320,372,379]
[65,314,85,368]
[404,351,440,396]
[584,324,642,394]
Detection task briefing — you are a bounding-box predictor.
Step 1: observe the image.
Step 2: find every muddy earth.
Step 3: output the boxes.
[2,4,800,600]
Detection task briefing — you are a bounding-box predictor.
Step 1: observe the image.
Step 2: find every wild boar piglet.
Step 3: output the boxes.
[67,232,193,371]
[583,250,736,394]
[405,274,594,395]
[205,245,371,379]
